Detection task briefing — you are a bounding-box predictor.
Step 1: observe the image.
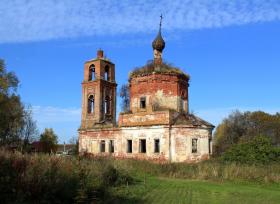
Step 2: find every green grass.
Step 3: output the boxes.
[1,150,279,203]
[111,176,280,204]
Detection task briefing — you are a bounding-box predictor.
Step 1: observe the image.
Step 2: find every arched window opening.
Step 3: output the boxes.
[180,98,184,111]
[104,96,110,115]
[104,65,110,81]
[180,90,187,112]
[192,138,198,153]
[88,95,94,114]
[89,64,95,81]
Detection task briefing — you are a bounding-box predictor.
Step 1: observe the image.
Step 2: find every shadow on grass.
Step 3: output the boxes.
[105,195,143,204]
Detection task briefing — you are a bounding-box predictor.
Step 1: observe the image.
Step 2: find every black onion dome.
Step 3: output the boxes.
[152,31,165,52]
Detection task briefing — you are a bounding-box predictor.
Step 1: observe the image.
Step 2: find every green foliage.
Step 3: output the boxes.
[0,94,25,145]
[102,164,133,187]
[39,128,58,153]
[221,136,280,164]
[0,59,23,145]
[213,110,280,156]
[0,59,19,95]
[0,59,38,149]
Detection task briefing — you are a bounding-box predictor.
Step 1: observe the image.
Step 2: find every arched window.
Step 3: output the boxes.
[104,65,110,81]
[192,138,198,153]
[88,95,94,114]
[104,96,110,114]
[181,90,187,112]
[180,98,184,111]
[89,64,95,81]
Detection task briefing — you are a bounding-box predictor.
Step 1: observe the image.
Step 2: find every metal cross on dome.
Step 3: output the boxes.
[159,14,163,30]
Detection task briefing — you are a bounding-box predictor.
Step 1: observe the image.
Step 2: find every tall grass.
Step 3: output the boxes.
[114,158,280,183]
[0,149,132,203]
[0,149,279,203]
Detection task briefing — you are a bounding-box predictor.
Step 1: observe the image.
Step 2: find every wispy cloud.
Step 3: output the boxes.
[0,0,280,43]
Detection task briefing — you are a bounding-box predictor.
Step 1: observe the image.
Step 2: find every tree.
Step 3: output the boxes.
[213,110,280,156]
[119,84,130,112]
[0,59,39,150]
[20,106,39,152]
[40,128,58,153]
[213,110,246,155]
[0,59,19,96]
[0,59,25,146]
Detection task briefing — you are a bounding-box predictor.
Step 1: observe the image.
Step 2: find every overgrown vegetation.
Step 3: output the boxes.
[116,158,280,184]
[129,60,190,79]
[0,149,279,203]
[222,136,280,164]
[0,150,133,203]
[214,110,280,156]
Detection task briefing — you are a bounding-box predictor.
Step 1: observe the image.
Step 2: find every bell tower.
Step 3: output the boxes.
[80,49,117,129]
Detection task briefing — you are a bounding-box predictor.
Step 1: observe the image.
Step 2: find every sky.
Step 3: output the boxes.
[0,0,280,143]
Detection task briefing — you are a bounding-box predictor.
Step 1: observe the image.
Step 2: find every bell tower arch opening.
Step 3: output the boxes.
[105,65,110,81]
[104,95,110,115]
[87,95,95,114]
[89,64,95,81]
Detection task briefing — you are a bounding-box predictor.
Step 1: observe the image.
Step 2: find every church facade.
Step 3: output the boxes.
[78,23,214,162]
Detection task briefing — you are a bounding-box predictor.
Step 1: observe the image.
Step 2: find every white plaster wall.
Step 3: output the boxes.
[118,126,170,160]
[79,126,212,162]
[171,127,210,162]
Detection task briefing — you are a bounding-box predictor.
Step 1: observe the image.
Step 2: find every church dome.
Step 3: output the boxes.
[152,31,165,52]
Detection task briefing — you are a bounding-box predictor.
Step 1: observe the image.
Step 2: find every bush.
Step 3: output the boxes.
[221,136,280,164]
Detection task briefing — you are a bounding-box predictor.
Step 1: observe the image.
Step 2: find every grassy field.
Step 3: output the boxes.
[1,150,279,203]
[111,176,280,204]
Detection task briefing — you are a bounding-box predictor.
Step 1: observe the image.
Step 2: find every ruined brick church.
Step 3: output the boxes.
[78,20,214,162]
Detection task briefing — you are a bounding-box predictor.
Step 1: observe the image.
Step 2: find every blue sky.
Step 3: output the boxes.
[0,0,280,142]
